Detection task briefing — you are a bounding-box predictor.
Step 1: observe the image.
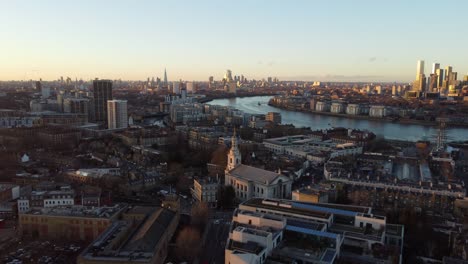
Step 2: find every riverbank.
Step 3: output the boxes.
[206,96,468,141]
[268,102,468,128]
[198,92,280,104]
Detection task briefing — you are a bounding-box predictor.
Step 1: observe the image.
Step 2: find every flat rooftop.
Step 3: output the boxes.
[329,223,383,242]
[301,202,372,215]
[242,198,332,220]
[228,239,264,255]
[80,207,176,262]
[23,204,127,218]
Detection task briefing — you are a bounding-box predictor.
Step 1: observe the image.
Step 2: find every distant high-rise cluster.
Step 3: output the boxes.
[412,60,459,95]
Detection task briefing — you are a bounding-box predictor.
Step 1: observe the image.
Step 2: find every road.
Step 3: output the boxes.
[200,211,234,264]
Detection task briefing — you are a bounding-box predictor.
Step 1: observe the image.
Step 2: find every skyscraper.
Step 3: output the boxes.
[432,63,440,74]
[429,74,438,92]
[413,60,425,92]
[436,68,444,89]
[92,80,113,124]
[164,68,168,85]
[224,70,233,82]
[445,66,453,81]
[416,60,424,80]
[107,100,128,129]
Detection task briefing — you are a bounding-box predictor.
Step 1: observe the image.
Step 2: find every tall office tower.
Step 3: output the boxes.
[448,72,458,87]
[436,68,444,88]
[445,66,453,82]
[208,76,214,83]
[413,74,426,92]
[92,80,113,124]
[432,63,440,74]
[164,68,168,85]
[429,74,438,92]
[224,69,233,82]
[267,77,273,83]
[107,100,128,129]
[416,60,425,80]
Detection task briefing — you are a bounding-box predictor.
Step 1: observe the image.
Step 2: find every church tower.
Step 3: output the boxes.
[227,129,242,171]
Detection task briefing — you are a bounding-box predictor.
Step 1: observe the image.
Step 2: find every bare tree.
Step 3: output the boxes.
[175,227,202,261]
[191,202,209,231]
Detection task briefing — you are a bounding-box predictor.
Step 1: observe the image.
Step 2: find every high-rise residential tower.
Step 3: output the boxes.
[92,79,113,124]
[107,100,128,129]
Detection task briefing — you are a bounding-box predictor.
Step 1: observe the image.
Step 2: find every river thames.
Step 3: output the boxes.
[207,96,468,142]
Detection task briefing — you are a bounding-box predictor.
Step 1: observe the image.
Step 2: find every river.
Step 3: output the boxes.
[207,96,468,142]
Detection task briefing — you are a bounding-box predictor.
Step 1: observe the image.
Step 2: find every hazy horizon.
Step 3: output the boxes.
[1,0,467,82]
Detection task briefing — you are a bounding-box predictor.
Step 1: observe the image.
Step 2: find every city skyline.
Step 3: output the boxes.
[1,0,468,82]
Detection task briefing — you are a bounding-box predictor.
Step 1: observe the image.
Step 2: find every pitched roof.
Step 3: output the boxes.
[124,207,176,252]
[228,164,286,185]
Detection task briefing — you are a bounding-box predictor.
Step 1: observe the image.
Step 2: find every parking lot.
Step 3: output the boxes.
[1,238,86,264]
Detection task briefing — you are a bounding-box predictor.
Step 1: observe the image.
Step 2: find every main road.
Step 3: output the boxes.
[207,96,468,142]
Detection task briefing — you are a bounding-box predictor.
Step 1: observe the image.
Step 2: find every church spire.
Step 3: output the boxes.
[232,128,238,147]
[227,128,241,171]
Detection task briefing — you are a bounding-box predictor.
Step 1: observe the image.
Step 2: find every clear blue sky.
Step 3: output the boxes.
[0,0,467,82]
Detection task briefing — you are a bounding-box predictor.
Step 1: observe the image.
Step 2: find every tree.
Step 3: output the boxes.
[175,227,202,261]
[210,145,228,168]
[217,185,236,209]
[191,202,209,231]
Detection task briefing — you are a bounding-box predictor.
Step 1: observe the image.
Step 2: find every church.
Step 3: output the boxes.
[224,130,292,201]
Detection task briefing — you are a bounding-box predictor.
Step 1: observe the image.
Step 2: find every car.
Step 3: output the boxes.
[213,220,220,224]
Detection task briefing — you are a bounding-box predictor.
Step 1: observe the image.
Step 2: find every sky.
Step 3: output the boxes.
[0,0,467,82]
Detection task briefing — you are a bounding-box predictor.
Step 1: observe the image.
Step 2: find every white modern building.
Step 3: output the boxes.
[107,100,128,129]
[330,102,345,114]
[315,101,330,112]
[369,105,387,118]
[346,104,361,115]
[225,198,404,264]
